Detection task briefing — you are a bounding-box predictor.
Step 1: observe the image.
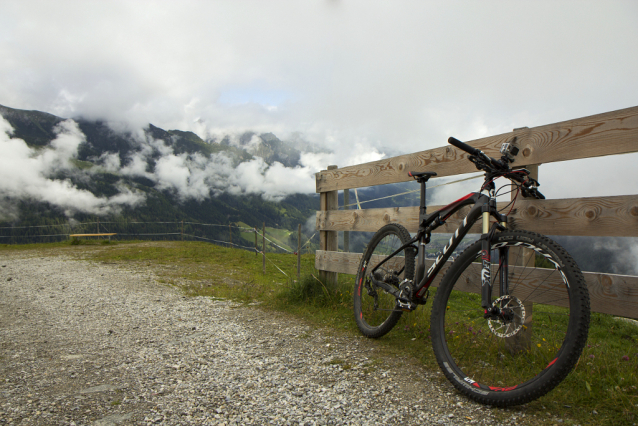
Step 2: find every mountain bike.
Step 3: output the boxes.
[353,137,590,406]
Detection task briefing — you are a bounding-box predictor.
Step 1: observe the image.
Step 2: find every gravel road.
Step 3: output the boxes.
[0,253,536,425]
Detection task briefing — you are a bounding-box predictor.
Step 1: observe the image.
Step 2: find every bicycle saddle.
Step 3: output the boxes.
[408,171,437,182]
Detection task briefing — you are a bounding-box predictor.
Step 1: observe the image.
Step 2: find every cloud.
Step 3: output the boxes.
[229,157,316,200]
[1,1,636,164]
[0,116,145,218]
[110,137,319,202]
[1,1,637,207]
[0,108,326,220]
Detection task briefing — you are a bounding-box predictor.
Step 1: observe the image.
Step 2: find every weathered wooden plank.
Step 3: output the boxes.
[316,204,475,234]
[315,250,360,274]
[519,106,638,165]
[315,140,501,193]
[510,195,638,237]
[316,106,638,192]
[315,250,638,319]
[586,272,638,319]
[316,194,638,237]
[315,250,449,286]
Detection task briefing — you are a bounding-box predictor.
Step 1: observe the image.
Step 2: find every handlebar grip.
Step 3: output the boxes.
[448,137,481,156]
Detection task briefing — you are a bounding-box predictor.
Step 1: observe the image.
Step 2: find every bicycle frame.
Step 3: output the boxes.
[369,183,509,310]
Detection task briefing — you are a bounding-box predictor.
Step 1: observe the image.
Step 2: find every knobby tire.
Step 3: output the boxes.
[430,230,590,406]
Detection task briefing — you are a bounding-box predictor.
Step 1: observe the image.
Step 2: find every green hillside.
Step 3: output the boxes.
[0,104,319,241]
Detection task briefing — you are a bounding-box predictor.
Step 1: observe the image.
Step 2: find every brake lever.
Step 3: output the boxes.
[521,185,545,200]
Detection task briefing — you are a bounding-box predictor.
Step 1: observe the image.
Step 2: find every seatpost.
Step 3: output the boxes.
[415,179,428,286]
[420,180,427,215]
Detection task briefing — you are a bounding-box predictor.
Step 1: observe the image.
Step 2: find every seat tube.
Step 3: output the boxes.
[415,237,426,284]
[415,180,428,285]
[480,203,492,310]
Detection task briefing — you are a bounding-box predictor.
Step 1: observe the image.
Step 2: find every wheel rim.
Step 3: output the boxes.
[439,241,574,392]
[358,231,408,329]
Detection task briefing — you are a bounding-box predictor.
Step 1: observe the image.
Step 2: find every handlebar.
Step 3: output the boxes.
[447,136,545,200]
[448,136,505,171]
[448,136,481,157]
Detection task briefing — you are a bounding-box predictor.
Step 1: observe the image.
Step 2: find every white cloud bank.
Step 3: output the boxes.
[100,135,324,202]
[1,1,637,170]
[1,1,637,208]
[0,116,144,218]
[0,112,336,220]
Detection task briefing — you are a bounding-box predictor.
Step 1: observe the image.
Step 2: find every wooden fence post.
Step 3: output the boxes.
[320,165,339,285]
[262,222,266,274]
[255,228,258,255]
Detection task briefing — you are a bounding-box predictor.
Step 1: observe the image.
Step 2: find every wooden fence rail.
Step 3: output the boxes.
[315,105,638,320]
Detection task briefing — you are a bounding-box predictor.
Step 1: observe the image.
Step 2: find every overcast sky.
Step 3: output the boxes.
[1,0,637,205]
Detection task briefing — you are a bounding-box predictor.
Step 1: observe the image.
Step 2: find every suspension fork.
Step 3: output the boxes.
[498,243,509,299]
[480,204,492,310]
[480,198,510,310]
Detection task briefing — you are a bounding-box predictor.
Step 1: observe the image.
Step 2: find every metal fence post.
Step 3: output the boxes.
[297,223,301,279]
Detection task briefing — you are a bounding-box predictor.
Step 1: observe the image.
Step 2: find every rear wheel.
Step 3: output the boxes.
[354,224,415,338]
[430,230,590,406]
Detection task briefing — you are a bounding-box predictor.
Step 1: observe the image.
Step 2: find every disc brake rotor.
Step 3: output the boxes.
[487,295,526,338]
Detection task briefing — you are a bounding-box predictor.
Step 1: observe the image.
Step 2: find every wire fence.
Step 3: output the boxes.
[0,178,482,279]
[0,220,319,255]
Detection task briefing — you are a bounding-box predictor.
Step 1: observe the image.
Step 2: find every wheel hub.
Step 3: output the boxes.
[487,295,526,338]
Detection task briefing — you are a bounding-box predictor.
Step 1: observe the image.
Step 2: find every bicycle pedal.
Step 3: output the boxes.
[397,300,417,311]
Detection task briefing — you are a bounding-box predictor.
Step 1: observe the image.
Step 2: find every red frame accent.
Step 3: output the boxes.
[440,193,474,221]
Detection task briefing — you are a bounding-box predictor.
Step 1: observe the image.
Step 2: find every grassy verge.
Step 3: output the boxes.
[1,240,636,425]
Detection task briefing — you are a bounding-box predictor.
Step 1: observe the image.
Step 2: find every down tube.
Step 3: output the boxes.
[415,195,487,298]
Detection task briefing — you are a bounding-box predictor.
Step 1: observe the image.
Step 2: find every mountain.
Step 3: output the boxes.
[2,104,636,276]
[0,104,65,147]
[0,104,320,248]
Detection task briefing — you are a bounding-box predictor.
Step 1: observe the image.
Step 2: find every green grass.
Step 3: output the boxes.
[1,240,637,425]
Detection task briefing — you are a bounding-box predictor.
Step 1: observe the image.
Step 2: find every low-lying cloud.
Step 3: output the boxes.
[0,116,145,219]
[98,134,327,203]
[1,114,367,220]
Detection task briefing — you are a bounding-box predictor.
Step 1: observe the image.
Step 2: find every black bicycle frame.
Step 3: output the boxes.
[370,189,508,309]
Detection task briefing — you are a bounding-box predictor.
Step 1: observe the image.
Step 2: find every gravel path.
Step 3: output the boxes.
[0,253,534,425]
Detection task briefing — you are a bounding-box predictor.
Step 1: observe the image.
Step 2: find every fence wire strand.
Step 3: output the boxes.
[341,173,482,209]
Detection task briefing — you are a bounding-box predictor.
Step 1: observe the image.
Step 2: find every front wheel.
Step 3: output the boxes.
[430,230,590,406]
[354,223,415,338]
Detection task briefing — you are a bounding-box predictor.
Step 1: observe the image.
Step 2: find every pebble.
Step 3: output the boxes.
[0,253,530,425]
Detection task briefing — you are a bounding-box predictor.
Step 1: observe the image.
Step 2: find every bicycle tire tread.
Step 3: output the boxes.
[431,230,590,407]
[353,223,415,339]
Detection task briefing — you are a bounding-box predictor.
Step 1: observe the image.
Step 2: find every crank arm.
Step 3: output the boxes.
[370,276,411,304]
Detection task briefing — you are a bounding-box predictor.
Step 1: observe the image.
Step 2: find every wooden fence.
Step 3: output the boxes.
[315,105,638,320]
